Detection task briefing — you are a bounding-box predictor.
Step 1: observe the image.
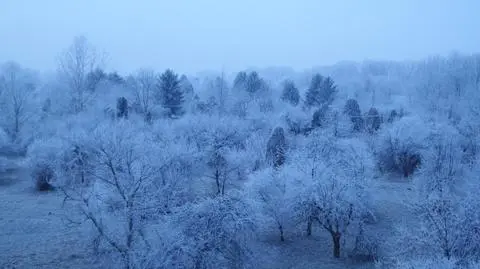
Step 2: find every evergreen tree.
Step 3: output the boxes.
[281,80,300,106]
[158,69,184,118]
[344,99,363,132]
[116,97,128,119]
[365,107,381,133]
[304,74,337,109]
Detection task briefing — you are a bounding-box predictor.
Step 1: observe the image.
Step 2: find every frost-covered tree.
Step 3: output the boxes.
[175,194,257,269]
[281,80,300,106]
[60,124,161,269]
[295,136,374,258]
[249,167,296,242]
[128,69,156,118]
[205,130,243,196]
[266,127,286,168]
[179,74,194,104]
[0,62,35,143]
[57,35,103,113]
[157,69,184,118]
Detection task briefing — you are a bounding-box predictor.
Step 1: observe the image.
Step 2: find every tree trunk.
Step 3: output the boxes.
[279,224,285,242]
[332,232,341,258]
[306,218,313,236]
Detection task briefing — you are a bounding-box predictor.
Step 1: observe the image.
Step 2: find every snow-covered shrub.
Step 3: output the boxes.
[26,137,69,190]
[173,193,258,269]
[376,116,429,177]
[32,161,55,191]
[281,105,312,135]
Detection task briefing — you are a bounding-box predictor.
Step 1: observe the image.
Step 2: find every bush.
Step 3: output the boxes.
[376,117,428,177]
[32,162,55,191]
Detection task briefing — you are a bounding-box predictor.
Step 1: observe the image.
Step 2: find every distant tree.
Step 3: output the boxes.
[57,35,103,113]
[128,69,156,119]
[281,80,300,106]
[304,74,337,109]
[158,69,184,118]
[245,71,265,95]
[107,72,125,85]
[116,97,128,119]
[266,127,286,168]
[179,75,194,102]
[344,99,364,132]
[86,68,106,91]
[387,109,403,123]
[311,105,329,129]
[233,71,247,90]
[0,62,34,142]
[365,107,381,133]
[213,72,229,115]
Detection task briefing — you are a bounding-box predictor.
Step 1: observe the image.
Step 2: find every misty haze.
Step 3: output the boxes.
[1,0,480,268]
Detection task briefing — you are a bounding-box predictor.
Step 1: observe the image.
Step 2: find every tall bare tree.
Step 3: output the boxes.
[57,35,103,113]
[0,62,34,142]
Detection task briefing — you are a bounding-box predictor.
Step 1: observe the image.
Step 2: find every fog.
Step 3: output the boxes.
[1,0,479,74]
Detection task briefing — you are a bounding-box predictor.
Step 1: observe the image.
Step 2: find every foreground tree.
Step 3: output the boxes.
[60,124,160,269]
[296,136,374,258]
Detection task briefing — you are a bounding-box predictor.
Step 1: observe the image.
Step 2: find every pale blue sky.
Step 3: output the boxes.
[1,0,479,75]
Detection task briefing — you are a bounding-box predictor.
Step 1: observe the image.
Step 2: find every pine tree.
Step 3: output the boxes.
[281,80,300,106]
[158,69,184,118]
[116,97,128,119]
[304,74,337,109]
[344,99,363,132]
[365,107,381,133]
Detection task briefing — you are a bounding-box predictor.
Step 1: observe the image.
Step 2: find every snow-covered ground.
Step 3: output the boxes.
[0,157,95,269]
[0,156,415,269]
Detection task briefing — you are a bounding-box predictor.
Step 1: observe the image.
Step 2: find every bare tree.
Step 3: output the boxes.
[0,62,34,142]
[57,35,103,113]
[128,69,156,118]
[61,126,159,269]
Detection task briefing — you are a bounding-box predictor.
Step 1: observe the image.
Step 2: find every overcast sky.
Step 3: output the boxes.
[1,0,479,75]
